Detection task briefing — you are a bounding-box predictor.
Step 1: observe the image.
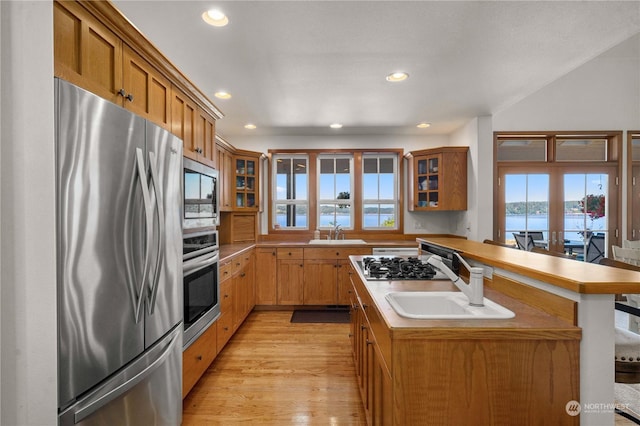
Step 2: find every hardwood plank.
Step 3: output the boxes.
[183,311,366,425]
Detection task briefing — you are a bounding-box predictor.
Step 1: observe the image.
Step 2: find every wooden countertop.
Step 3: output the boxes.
[256,240,416,248]
[419,237,640,294]
[219,243,255,263]
[350,255,581,340]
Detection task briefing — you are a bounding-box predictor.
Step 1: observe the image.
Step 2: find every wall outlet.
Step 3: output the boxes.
[414,221,423,229]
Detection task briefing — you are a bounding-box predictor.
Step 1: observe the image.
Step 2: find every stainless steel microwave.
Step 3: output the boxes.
[183,157,219,230]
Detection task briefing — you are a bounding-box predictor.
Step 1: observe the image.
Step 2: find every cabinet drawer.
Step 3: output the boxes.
[305,247,372,259]
[219,261,233,283]
[216,313,234,352]
[220,279,233,313]
[231,255,243,275]
[277,248,304,260]
[182,322,217,398]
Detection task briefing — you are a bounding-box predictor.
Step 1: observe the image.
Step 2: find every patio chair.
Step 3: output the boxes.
[584,234,605,263]
[513,233,535,251]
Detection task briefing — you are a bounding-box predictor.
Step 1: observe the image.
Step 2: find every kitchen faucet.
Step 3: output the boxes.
[425,253,484,306]
[334,224,343,240]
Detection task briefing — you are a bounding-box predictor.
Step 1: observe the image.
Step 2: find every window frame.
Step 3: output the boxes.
[271,153,310,230]
[267,149,404,236]
[361,153,399,230]
[316,153,355,230]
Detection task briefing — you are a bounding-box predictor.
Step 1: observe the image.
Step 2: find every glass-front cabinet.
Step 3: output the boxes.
[406,147,468,211]
[234,155,259,210]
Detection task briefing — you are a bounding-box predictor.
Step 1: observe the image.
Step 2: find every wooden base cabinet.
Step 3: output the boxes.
[276,248,304,305]
[304,248,371,306]
[182,321,217,398]
[255,248,277,305]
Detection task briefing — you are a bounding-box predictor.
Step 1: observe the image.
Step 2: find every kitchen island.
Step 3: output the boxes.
[348,252,581,425]
[403,237,640,426]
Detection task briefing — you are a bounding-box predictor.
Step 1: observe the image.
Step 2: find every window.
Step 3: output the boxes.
[273,154,308,229]
[318,154,353,229]
[362,154,398,229]
[495,131,621,261]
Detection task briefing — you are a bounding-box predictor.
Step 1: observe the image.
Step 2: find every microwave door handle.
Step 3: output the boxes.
[146,151,164,315]
[183,252,219,276]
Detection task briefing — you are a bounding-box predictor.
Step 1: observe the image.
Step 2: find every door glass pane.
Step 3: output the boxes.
[563,173,608,261]
[497,139,547,161]
[556,139,607,162]
[504,174,549,247]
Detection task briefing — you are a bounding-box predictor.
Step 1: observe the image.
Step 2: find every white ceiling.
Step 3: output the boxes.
[113,1,640,138]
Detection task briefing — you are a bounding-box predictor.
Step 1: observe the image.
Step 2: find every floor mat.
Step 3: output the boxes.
[290,309,350,324]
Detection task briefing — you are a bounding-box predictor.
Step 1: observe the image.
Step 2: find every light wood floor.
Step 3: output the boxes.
[184,310,637,426]
[182,310,367,425]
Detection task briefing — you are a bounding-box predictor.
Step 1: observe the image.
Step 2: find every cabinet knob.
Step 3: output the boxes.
[117,88,126,97]
[361,324,366,330]
[240,273,246,277]
[125,93,134,102]
[288,252,292,256]
[196,355,203,361]
[366,340,373,346]
[336,252,340,256]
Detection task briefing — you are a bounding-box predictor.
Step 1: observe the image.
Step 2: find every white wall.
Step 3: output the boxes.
[0,2,57,425]
[494,33,640,131]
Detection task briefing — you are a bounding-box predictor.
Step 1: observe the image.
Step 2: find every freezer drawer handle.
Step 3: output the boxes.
[147,151,165,315]
[73,326,180,424]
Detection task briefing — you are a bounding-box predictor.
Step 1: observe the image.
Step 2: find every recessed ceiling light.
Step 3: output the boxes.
[416,122,431,129]
[386,72,409,82]
[214,91,231,100]
[244,123,257,130]
[329,123,343,129]
[202,9,229,27]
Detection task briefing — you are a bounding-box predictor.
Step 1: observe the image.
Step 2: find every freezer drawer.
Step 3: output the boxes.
[58,324,182,426]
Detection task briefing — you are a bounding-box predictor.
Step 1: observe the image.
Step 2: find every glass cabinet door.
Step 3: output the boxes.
[234,156,259,210]
[415,155,440,209]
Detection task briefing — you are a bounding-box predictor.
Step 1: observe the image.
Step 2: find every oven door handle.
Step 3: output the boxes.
[183,252,219,276]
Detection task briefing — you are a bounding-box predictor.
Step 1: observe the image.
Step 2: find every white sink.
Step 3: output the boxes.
[308,239,367,245]
[385,292,515,319]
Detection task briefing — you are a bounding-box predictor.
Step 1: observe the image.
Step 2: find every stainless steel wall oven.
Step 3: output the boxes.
[183,230,220,348]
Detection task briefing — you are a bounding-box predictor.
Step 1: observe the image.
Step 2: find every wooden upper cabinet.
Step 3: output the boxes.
[216,143,234,211]
[54,1,122,104]
[194,108,216,164]
[171,86,197,154]
[122,45,171,130]
[54,0,224,142]
[406,146,468,211]
[54,1,172,131]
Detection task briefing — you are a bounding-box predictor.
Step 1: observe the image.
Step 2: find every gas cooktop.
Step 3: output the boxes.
[358,256,448,281]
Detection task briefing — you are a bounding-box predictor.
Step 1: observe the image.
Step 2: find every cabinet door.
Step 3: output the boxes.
[372,348,393,426]
[277,260,304,305]
[54,1,122,104]
[255,248,277,305]
[234,155,259,211]
[182,323,217,398]
[171,87,197,158]
[122,44,171,130]
[196,109,216,163]
[303,259,337,305]
[337,260,353,305]
[216,145,234,211]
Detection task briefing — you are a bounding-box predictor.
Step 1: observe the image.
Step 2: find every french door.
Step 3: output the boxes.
[497,165,619,260]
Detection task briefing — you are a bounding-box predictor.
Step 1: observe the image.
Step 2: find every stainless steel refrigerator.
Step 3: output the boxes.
[55,78,183,425]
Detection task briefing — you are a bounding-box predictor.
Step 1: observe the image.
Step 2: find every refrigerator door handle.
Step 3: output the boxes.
[134,148,154,323]
[147,151,165,314]
[71,325,181,424]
